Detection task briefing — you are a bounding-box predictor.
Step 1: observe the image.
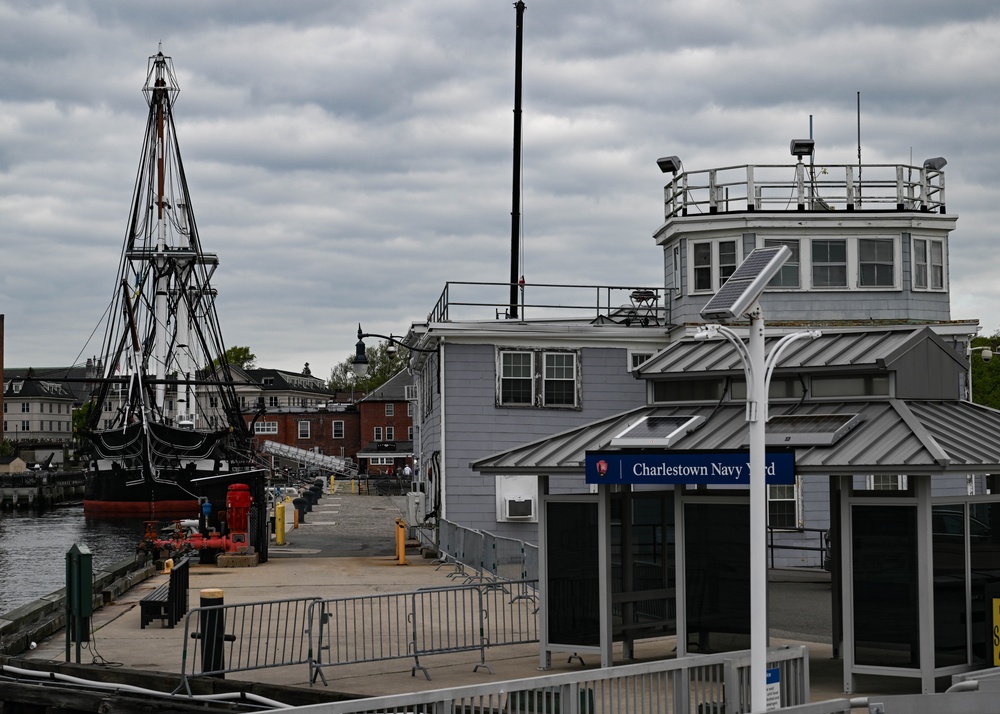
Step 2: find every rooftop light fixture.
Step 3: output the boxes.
[923,156,947,171]
[351,323,437,378]
[789,139,815,160]
[656,155,682,174]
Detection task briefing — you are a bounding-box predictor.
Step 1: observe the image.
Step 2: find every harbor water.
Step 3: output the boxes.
[0,505,145,615]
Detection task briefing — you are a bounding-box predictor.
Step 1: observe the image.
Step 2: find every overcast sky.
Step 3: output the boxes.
[2,1,999,378]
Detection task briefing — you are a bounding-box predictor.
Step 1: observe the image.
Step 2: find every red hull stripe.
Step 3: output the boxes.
[83,499,199,518]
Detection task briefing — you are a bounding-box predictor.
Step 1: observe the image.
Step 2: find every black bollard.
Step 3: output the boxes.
[292,497,307,523]
[197,588,227,677]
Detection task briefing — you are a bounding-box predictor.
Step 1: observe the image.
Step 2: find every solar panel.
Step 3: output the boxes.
[701,245,791,321]
[765,413,863,446]
[610,415,705,447]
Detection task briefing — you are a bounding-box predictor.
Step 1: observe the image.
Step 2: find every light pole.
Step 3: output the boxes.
[695,319,820,712]
[351,324,438,379]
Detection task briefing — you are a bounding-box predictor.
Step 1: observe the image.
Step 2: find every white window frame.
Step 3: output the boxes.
[865,474,908,491]
[374,426,383,441]
[912,236,946,291]
[254,421,278,435]
[764,238,801,288]
[408,426,414,440]
[767,481,801,530]
[498,350,535,406]
[628,350,655,372]
[498,348,580,409]
[332,420,344,439]
[298,421,310,439]
[386,426,395,441]
[857,237,897,288]
[689,239,741,294]
[385,403,394,416]
[543,352,578,407]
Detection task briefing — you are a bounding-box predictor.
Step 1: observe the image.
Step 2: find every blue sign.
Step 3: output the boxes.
[585,450,794,485]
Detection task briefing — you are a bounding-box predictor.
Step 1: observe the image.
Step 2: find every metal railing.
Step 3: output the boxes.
[426,281,675,326]
[662,162,947,219]
[283,644,810,713]
[177,596,319,695]
[309,579,539,684]
[436,519,540,585]
[767,526,830,569]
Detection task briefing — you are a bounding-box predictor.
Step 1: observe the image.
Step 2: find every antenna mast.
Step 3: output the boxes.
[508,1,526,319]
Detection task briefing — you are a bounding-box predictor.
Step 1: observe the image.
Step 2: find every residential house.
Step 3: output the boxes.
[2,377,75,445]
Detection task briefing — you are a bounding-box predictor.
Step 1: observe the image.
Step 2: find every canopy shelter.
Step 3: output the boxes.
[472,327,1000,694]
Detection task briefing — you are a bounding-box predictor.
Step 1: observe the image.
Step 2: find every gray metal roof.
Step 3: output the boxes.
[636,326,965,376]
[471,399,1000,476]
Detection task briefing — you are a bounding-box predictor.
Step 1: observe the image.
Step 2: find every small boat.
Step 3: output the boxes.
[79,49,264,518]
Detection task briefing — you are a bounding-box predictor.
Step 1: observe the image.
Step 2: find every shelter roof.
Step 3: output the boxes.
[471,399,1000,476]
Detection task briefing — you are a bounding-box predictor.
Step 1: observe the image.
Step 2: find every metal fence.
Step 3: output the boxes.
[281,644,810,713]
[176,596,318,695]
[435,519,539,585]
[309,579,539,684]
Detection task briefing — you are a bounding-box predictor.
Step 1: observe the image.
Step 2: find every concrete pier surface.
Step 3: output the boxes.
[19,491,920,703]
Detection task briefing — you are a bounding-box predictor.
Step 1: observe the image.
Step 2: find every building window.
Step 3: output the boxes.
[254,421,278,435]
[374,427,383,441]
[385,403,394,416]
[691,240,740,292]
[672,245,681,293]
[543,353,577,407]
[765,239,800,288]
[268,396,279,407]
[866,475,908,491]
[386,426,394,441]
[768,483,799,529]
[628,351,654,372]
[407,402,414,417]
[811,239,847,287]
[298,421,310,439]
[209,397,219,408]
[913,237,945,290]
[858,238,895,287]
[499,351,534,406]
[21,403,29,413]
[21,420,30,432]
[408,426,414,440]
[498,349,580,409]
[332,421,344,439]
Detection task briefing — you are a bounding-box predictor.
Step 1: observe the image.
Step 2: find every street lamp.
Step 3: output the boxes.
[351,324,437,378]
[698,244,819,714]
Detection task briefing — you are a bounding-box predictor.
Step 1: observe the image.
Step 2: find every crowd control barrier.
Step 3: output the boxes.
[308,579,539,684]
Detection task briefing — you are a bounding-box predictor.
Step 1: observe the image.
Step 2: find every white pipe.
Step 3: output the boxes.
[1,664,292,709]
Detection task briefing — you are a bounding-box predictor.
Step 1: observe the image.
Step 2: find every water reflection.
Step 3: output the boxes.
[0,505,146,615]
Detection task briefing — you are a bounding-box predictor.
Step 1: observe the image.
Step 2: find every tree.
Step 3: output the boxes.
[970,332,1000,410]
[73,401,98,435]
[0,439,15,457]
[328,340,409,393]
[215,346,257,370]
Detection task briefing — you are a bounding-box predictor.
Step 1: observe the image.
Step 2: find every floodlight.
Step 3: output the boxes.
[789,139,815,159]
[700,245,792,321]
[656,155,682,174]
[923,156,947,171]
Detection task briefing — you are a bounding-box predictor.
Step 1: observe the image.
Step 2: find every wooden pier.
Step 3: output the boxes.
[0,472,85,510]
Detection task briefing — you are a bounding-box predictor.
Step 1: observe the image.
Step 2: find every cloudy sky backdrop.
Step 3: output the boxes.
[2,1,999,377]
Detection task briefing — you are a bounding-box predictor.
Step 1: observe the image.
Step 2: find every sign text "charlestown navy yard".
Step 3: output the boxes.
[584,451,795,486]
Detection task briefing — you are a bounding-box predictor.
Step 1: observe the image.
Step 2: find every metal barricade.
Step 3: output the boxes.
[309,579,540,684]
[177,596,318,695]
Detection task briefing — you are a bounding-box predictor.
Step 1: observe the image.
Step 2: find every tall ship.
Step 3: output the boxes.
[80,50,262,518]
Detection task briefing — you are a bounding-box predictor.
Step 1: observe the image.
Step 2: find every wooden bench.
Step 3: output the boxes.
[140,556,190,629]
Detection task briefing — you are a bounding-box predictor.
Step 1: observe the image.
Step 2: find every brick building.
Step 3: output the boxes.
[356,370,416,476]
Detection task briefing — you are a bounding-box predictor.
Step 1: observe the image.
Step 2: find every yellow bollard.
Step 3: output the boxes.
[395,518,408,566]
[351,478,356,494]
[329,475,336,494]
[293,504,299,529]
[275,502,286,545]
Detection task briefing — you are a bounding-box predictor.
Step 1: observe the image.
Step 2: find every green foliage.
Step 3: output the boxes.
[216,345,257,370]
[971,332,1000,410]
[328,339,409,393]
[0,439,15,457]
[73,401,98,435]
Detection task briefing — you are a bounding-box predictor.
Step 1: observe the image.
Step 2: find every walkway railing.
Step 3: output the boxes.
[308,579,539,684]
[436,518,539,584]
[284,644,810,713]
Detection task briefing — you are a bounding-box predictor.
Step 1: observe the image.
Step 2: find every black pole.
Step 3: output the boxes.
[508,1,525,319]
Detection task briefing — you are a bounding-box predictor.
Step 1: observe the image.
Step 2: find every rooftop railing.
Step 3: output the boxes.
[663,162,947,219]
[427,281,675,326]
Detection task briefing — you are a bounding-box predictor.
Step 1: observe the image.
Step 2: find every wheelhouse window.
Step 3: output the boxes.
[858,238,895,287]
[811,239,847,287]
[691,239,740,293]
[652,378,725,402]
[765,239,800,288]
[497,349,580,409]
[913,237,945,291]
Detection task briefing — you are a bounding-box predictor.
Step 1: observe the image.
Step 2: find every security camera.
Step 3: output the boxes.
[983,349,993,363]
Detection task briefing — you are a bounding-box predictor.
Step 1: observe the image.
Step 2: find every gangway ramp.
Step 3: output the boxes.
[262,441,358,477]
